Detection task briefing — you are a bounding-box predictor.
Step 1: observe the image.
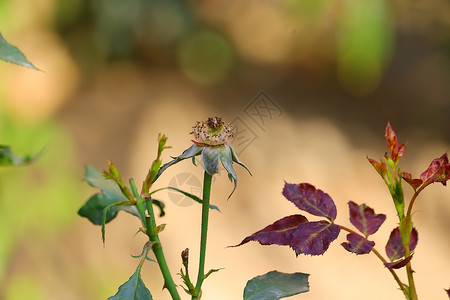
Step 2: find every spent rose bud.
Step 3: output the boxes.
[191,117,234,147]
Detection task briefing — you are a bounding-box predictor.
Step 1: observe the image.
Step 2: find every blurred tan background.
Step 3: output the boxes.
[0,0,449,299]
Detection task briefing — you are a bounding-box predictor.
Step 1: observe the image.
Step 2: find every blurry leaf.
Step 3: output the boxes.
[445,287,450,298]
[0,33,39,70]
[0,145,40,166]
[233,215,309,248]
[348,201,386,236]
[341,233,375,255]
[384,254,413,269]
[289,221,340,256]
[282,183,337,221]
[108,268,152,300]
[78,165,139,225]
[385,227,418,261]
[243,271,309,300]
[337,0,393,95]
[162,186,220,212]
[179,29,235,85]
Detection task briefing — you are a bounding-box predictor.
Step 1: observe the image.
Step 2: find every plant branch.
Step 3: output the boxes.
[339,225,409,298]
[130,178,180,300]
[193,172,213,299]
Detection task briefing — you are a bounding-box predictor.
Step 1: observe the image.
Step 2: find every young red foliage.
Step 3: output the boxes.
[385,123,406,163]
[402,153,450,189]
[348,201,386,237]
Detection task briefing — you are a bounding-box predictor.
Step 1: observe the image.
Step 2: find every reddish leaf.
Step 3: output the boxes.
[348,201,386,236]
[445,287,450,298]
[367,157,387,177]
[385,123,397,155]
[420,153,450,186]
[401,153,450,189]
[401,172,423,190]
[289,221,340,256]
[233,215,309,247]
[384,254,414,269]
[384,123,406,163]
[282,183,337,221]
[385,227,418,261]
[341,233,375,255]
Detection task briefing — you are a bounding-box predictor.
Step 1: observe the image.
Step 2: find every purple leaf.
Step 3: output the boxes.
[233,215,309,247]
[385,227,418,261]
[341,233,375,255]
[283,183,337,221]
[289,221,340,256]
[348,201,386,236]
[384,254,414,269]
[445,287,450,298]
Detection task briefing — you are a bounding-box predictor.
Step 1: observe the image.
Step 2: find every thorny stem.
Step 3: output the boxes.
[131,179,181,300]
[339,225,409,299]
[144,198,181,300]
[193,172,213,300]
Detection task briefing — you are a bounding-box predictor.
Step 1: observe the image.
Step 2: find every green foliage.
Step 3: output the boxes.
[0,145,40,166]
[0,33,39,70]
[243,271,309,300]
[78,165,140,225]
[108,268,152,300]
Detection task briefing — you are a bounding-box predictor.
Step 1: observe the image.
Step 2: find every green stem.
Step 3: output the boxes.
[339,225,409,299]
[193,172,213,299]
[404,188,424,300]
[145,198,181,300]
[130,178,181,300]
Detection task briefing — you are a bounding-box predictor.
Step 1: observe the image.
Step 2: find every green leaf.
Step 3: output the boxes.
[78,165,139,225]
[78,194,121,225]
[108,269,152,300]
[0,33,39,70]
[243,271,309,300]
[157,186,220,212]
[0,145,40,166]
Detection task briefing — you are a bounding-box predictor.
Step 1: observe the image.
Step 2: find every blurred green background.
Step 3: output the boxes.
[0,0,449,299]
